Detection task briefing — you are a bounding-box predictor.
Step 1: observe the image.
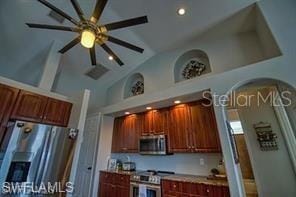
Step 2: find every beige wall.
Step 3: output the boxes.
[237,88,296,196]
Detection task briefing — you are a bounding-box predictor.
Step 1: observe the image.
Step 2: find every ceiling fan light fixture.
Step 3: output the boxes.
[81,29,96,48]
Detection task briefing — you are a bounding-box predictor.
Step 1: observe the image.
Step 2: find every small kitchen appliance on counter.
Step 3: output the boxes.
[123,162,136,171]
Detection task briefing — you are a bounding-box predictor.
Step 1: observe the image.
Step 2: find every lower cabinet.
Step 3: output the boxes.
[99,171,130,197]
[162,180,230,197]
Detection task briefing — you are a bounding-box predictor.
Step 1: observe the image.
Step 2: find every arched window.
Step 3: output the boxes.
[124,73,144,98]
[174,49,211,83]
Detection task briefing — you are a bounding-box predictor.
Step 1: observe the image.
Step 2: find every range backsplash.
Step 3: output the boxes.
[111,153,222,176]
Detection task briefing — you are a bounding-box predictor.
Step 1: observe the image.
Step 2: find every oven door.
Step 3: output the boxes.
[139,135,167,155]
[130,182,161,197]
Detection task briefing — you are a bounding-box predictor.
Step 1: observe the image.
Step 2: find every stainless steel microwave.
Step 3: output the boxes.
[139,135,168,155]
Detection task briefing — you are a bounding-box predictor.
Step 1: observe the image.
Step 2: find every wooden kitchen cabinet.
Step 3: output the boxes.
[11,90,48,123]
[99,171,130,197]
[168,101,221,153]
[168,104,192,152]
[10,90,72,127]
[112,114,140,153]
[111,99,221,154]
[0,84,19,143]
[207,185,230,197]
[140,108,169,136]
[42,98,72,127]
[162,180,229,197]
[189,100,221,152]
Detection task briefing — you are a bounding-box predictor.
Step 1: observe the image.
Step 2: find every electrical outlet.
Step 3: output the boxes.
[200,158,205,165]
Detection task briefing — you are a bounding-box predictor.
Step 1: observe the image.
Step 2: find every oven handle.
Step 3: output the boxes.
[130,182,161,189]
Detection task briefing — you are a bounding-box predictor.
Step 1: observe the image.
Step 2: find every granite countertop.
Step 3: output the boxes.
[162,174,228,187]
[101,170,228,187]
[100,169,138,175]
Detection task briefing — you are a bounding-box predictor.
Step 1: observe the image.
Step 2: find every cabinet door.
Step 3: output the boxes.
[112,117,124,153]
[0,84,19,143]
[42,98,72,127]
[11,90,48,123]
[116,185,129,197]
[123,115,139,152]
[168,105,191,152]
[141,111,154,135]
[153,108,169,135]
[207,185,230,197]
[99,183,116,197]
[189,101,221,152]
[0,84,19,124]
[112,115,139,153]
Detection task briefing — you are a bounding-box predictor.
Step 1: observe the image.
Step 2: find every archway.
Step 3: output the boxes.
[222,78,296,197]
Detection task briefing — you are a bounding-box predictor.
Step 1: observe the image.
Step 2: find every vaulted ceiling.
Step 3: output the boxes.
[0,0,257,108]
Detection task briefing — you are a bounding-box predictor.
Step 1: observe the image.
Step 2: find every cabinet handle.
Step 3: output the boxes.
[173,184,176,188]
[44,116,47,120]
[207,189,210,193]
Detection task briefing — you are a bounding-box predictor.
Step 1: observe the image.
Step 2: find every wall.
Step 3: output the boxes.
[106,4,282,106]
[106,30,267,105]
[111,153,222,176]
[237,88,296,196]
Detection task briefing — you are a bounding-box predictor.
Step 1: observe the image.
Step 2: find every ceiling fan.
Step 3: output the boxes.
[26,0,148,66]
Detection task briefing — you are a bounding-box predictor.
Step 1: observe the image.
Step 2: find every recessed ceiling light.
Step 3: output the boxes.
[177,8,186,16]
[125,112,130,115]
[108,56,114,60]
[174,100,181,104]
[146,107,152,110]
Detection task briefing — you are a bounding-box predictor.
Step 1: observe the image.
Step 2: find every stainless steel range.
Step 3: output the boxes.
[130,170,174,197]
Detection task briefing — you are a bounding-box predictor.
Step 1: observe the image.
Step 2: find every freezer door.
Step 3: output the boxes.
[35,126,77,186]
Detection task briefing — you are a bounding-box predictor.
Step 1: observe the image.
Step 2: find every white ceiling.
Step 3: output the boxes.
[0,0,257,107]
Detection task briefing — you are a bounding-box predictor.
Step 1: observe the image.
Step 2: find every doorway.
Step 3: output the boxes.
[224,79,296,197]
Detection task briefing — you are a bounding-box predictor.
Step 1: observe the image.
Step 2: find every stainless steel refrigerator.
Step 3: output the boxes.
[0,121,78,195]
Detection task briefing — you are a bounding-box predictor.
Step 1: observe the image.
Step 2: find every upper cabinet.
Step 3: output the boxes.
[0,84,19,142]
[0,84,19,124]
[10,90,72,127]
[188,100,221,152]
[11,90,48,123]
[168,101,221,153]
[112,114,140,153]
[169,104,192,153]
[42,98,72,127]
[111,99,221,154]
[141,108,169,136]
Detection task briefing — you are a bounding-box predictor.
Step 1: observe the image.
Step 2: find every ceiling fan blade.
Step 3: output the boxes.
[107,35,144,53]
[37,0,79,26]
[103,16,148,31]
[59,37,81,54]
[91,0,108,23]
[90,47,97,65]
[26,23,80,32]
[100,43,124,66]
[70,0,85,21]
